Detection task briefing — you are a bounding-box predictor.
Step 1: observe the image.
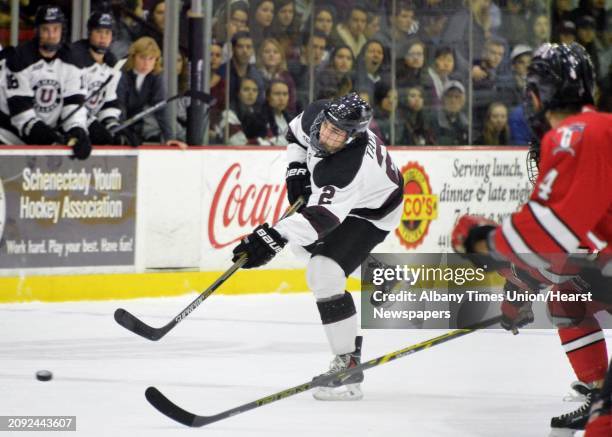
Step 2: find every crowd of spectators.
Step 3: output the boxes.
[0,0,610,148]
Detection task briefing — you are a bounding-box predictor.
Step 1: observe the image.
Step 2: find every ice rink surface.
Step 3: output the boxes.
[2,292,608,437]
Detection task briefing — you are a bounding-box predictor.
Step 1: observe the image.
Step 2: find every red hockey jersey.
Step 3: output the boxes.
[491,107,612,277]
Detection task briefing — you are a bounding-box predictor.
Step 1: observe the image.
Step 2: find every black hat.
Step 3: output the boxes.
[557,20,576,35]
[87,12,114,31]
[576,15,596,29]
[34,5,65,27]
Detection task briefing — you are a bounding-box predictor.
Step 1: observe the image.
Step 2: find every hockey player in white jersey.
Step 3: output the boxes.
[231,93,404,401]
[0,5,91,159]
[70,11,136,147]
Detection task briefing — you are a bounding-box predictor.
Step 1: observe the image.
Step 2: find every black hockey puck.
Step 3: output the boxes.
[36,370,53,381]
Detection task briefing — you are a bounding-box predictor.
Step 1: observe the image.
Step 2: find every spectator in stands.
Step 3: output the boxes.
[311,6,336,41]
[441,0,497,74]
[508,104,531,145]
[551,0,573,40]
[398,85,436,146]
[365,10,382,40]
[598,12,612,81]
[142,0,165,50]
[376,1,420,52]
[271,0,302,61]
[557,20,577,44]
[570,0,608,35]
[472,37,506,87]
[256,38,297,115]
[396,40,428,88]
[287,31,327,111]
[575,15,600,73]
[260,79,291,145]
[530,14,550,48]
[117,36,183,146]
[419,12,448,51]
[109,0,145,59]
[475,101,510,145]
[500,44,532,108]
[426,46,457,108]
[220,31,266,105]
[433,80,468,145]
[316,44,355,99]
[372,82,402,145]
[331,4,368,57]
[249,0,275,48]
[212,1,249,63]
[353,39,389,103]
[499,0,530,47]
[215,77,266,145]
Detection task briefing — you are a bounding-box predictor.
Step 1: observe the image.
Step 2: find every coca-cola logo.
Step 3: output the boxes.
[209,163,287,248]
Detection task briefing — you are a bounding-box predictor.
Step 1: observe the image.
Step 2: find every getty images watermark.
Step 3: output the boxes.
[361,253,602,329]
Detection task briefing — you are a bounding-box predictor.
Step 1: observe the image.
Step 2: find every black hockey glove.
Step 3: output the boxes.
[113,128,139,148]
[500,281,535,332]
[285,162,311,209]
[25,120,63,145]
[88,120,114,145]
[232,223,287,269]
[67,127,92,160]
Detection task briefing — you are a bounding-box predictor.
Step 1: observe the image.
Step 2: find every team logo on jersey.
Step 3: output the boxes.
[395,162,438,249]
[33,79,61,113]
[86,80,106,110]
[551,123,584,157]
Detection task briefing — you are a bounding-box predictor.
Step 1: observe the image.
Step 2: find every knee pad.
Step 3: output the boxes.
[316,291,357,325]
[307,255,346,300]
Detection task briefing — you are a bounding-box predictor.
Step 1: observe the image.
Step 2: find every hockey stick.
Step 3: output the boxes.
[114,196,304,341]
[57,74,114,127]
[145,315,503,427]
[109,90,215,136]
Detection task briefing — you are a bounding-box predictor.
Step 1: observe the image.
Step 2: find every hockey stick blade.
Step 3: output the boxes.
[146,315,502,427]
[113,308,170,341]
[114,197,305,341]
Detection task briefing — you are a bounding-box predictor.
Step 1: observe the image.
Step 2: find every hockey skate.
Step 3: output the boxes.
[562,380,591,403]
[549,386,601,436]
[313,336,364,401]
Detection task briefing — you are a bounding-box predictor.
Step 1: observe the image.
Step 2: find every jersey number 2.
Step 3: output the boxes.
[318,186,336,204]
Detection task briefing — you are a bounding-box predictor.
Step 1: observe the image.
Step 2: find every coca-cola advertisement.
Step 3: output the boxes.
[200,149,297,269]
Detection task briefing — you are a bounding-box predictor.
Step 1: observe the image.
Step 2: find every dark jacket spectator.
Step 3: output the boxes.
[398,85,436,146]
[316,44,355,99]
[249,0,276,48]
[270,0,302,61]
[214,77,266,145]
[475,102,511,145]
[218,32,267,106]
[353,39,389,103]
[287,31,328,112]
[433,80,469,145]
[372,82,403,145]
[117,36,172,143]
[396,40,428,88]
[142,0,165,50]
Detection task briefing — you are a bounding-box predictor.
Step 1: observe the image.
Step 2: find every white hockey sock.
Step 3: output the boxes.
[323,314,357,355]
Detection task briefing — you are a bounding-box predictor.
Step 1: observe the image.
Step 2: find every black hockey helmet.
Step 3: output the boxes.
[87,11,114,54]
[34,5,65,28]
[87,11,115,32]
[34,5,65,53]
[310,93,372,157]
[524,43,595,138]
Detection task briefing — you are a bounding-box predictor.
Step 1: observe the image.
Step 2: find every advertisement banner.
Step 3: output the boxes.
[198,147,531,270]
[0,155,137,269]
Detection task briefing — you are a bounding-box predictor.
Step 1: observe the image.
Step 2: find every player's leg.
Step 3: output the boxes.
[549,296,608,434]
[585,357,612,437]
[305,217,388,401]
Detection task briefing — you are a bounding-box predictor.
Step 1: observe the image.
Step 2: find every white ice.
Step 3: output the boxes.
[2,292,607,437]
